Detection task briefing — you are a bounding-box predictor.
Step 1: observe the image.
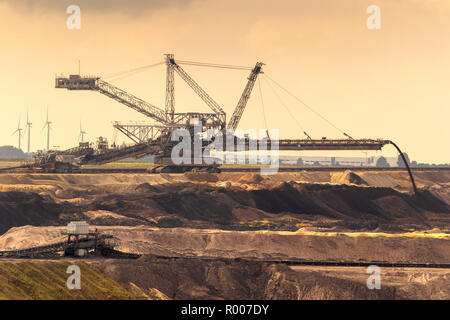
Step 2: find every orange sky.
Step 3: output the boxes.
[0,0,449,163]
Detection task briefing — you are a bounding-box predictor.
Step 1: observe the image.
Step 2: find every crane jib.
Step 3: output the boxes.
[227,62,264,130]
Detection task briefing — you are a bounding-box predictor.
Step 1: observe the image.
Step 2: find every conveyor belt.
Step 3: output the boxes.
[0,234,141,259]
[0,241,67,258]
[154,254,450,269]
[80,142,161,165]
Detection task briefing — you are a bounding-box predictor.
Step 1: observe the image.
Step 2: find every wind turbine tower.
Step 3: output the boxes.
[42,108,52,150]
[12,116,23,150]
[26,111,32,153]
[78,121,87,143]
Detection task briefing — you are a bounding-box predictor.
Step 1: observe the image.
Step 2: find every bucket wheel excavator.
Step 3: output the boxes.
[54,54,393,177]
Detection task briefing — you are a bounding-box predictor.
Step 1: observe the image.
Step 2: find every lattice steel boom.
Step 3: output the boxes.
[55,75,170,126]
[113,122,171,143]
[227,62,264,130]
[165,54,175,122]
[168,59,226,127]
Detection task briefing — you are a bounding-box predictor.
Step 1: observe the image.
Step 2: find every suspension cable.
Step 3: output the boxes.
[264,73,350,137]
[263,75,312,139]
[257,78,270,138]
[176,60,252,70]
[102,59,250,83]
[102,61,165,80]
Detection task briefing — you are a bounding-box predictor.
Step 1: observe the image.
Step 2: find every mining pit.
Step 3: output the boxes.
[0,169,448,299]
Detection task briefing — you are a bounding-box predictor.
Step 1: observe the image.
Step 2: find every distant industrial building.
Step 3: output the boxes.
[280,155,398,167]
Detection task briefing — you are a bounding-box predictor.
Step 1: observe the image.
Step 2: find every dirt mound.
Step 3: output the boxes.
[134,183,161,193]
[0,181,449,234]
[0,226,65,250]
[184,172,218,182]
[98,255,450,299]
[331,170,368,186]
[97,255,394,300]
[82,210,148,226]
[0,192,65,233]
[237,173,264,184]
[231,182,449,230]
[0,170,448,189]
[89,183,235,227]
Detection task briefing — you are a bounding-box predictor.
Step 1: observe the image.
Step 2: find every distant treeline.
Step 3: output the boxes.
[392,153,449,168]
[290,153,449,168]
[0,146,30,159]
[409,161,450,168]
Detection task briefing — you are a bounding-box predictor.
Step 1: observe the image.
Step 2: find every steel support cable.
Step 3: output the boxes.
[264,73,350,137]
[103,61,165,80]
[103,60,249,82]
[257,78,270,137]
[103,61,164,78]
[176,60,252,70]
[262,75,311,138]
[108,71,148,83]
[108,64,165,82]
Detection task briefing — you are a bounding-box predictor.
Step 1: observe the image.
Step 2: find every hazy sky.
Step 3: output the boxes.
[0,0,449,163]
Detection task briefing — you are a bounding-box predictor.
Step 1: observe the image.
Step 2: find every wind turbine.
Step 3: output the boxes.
[78,120,87,143]
[26,110,32,153]
[42,108,52,151]
[11,116,23,150]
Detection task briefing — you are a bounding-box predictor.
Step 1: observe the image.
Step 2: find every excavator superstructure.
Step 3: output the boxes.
[51,54,390,173]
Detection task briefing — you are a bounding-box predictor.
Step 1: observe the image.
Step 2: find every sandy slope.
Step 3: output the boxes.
[93,255,449,300]
[1,225,449,264]
[1,175,448,234]
[0,169,448,189]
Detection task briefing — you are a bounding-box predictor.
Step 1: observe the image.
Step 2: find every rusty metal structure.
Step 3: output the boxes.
[53,55,267,171]
[15,54,411,190]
